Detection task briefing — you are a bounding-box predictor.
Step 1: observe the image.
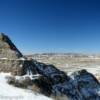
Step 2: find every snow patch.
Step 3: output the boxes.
[0,58,8,60]
[0,73,52,100]
[15,74,41,80]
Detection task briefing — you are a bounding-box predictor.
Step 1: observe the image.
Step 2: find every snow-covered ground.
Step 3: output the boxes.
[66,64,100,78]
[0,73,52,100]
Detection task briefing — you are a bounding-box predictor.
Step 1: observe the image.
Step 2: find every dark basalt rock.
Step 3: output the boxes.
[33,76,53,96]
[25,60,100,99]
[33,61,70,85]
[21,60,37,75]
[52,70,100,100]
[14,58,100,100]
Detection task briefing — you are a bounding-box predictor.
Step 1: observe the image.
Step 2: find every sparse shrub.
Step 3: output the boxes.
[6,76,16,84]
[17,77,33,88]
[6,76,33,88]
[32,84,41,93]
[14,79,27,88]
[51,95,69,100]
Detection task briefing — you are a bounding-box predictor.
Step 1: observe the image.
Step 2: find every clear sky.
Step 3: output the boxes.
[0,0,100,54]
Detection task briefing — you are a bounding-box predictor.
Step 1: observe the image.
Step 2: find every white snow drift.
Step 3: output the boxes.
[0,73,52,100]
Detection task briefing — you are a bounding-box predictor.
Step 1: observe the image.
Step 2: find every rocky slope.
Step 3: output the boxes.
[0,33,36,75]
[26,61,100,99]
[0,33,22,58]
[0,33,100,100]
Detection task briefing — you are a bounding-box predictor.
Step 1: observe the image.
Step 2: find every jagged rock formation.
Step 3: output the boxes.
[0,33,23,58]
[52,70,100,100]
[0,33,24,75]
[0,33,100,100]
[28,61,100,99]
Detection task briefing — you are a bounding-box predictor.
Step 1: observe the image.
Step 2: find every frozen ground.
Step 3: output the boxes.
[0,73,52,100]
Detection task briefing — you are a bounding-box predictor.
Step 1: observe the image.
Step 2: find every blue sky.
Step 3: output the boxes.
[0,0,100,54]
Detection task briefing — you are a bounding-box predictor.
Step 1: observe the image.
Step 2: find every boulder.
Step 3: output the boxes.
[53,70,100,100]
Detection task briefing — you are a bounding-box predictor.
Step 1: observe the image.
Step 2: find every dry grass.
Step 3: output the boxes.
[32,84,41,93]
[6,76,33,88]
[51,95,69,100]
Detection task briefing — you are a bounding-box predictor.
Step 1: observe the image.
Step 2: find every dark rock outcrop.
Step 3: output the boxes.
[21,60,37,75]
[23,59,100,99]
[33,62,69,85]
[33,76,53,96]
[53,70,100,100]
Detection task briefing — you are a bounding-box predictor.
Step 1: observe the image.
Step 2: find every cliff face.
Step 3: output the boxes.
[0,33,37,75]
[0,33,25,75]
[0,33,23,59]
